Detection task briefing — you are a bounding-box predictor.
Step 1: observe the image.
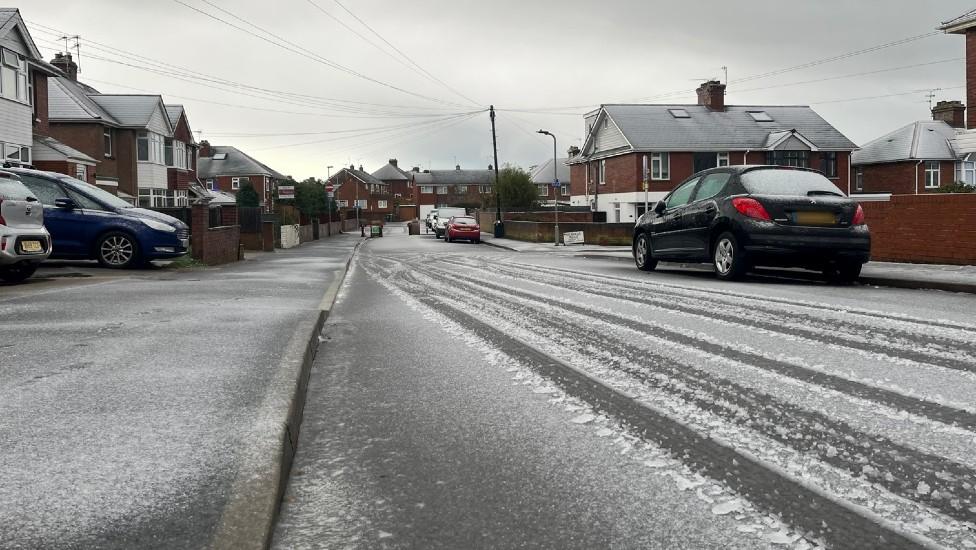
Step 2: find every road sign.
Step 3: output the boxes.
[552,178,560,188]
[327,191,334,198]
[277,185,295,199]
[325,184,334,192]
[563,231,584,245]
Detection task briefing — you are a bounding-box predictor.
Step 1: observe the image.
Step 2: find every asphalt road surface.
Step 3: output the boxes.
[275,227,976,549]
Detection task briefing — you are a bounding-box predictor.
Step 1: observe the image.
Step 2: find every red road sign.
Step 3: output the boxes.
[325,184,335,192]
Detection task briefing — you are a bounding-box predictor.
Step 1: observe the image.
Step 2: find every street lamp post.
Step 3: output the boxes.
[537,130,559,246]
[326,165,334,235]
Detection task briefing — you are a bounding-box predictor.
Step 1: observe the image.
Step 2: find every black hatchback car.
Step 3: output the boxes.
[633,165,870,282]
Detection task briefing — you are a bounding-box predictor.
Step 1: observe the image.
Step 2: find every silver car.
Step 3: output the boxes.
[0,171,52,283]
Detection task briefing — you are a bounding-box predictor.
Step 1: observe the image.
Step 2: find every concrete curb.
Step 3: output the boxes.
[211,238,366,550]
[857,276,976,295]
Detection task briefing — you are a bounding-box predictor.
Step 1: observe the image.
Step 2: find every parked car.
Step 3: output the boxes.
[0,171,52,283]
[444,216,481,243]
[632,166,870,282]
[6,168,189,269]
[433,207,469,238]
[425,209,439,233]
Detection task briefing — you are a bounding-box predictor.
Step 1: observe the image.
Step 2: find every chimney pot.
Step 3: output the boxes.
[412,166,419,172]
[389,158,398,166]
[50,52,78,81]
[696,80,726,112]
[932,100,967,128]
[456,164,461,170]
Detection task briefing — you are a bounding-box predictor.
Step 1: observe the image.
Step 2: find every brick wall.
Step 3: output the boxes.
[478,211,593,224]
[32,160,96,185]
[862,194,976,264]
[190,204,241,265]
[859,161,956,194]
[32,73,49,135]
[501,221,634,245]
[968,30,976,129]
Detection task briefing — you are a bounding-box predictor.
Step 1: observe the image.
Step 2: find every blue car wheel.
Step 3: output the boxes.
[97,231,141,269]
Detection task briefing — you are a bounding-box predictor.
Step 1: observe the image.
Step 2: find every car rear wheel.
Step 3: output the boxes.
[634,233,657,272]
[0,263,37,283]
[97,232,140,269]
[824,262,861,285]
[713,231,746,281]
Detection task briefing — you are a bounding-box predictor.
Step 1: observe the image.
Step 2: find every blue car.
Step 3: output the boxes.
[6,168,189,268]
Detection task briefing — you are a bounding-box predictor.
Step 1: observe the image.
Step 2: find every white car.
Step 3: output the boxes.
[0,171,52,283]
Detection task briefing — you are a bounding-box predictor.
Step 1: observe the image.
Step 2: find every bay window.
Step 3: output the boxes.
[955,161,976,185]
[137,131,165,163]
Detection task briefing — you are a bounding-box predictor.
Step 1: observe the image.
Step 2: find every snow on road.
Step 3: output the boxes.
[360,244,976,550]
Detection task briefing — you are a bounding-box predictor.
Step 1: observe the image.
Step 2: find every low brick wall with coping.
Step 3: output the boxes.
[190,204,242,266]
[861,194,976,265]
[499,220,634,246]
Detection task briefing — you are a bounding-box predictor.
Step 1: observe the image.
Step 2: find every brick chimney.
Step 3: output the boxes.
[696,80,726,111]
[932,100,967,128]
[389,158,398,167]
[199,140,212,157]
[567,146,581,157]
[456,164,461,171]
[412,166,420,172]
[50,53,78,81]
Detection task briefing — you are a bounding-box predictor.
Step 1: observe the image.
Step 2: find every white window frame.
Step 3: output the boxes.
[598,160,606,185]
[75,164,87,181]
[717,152,730,167]
[354,199,367,209]
[0,48,28,105]
[924,161,940,189]
[537,184,549,196]
[955,161,976,185]
[206,178,215,190]
[479,185,492,193]
[456,185,468,194]
[336,200,349,207]
[560,185,570,197]
[104,128,113,157]
[232,177,241,190]
[650,152,670,180]
[420,185,433,194]
[854,168,864,192]
[436,186,448,195]
[377,200,388,209]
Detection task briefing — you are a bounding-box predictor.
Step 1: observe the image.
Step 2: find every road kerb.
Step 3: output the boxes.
[211,238,364,550]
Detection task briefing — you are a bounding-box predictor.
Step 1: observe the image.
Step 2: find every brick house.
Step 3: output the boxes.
[328,165,392,222]
[164,105,199,201]
[0,8,80,175]
[371,158,417,220]
[568,81,858,223]
[849,11,976,194]
[529,157,571,204]
[196,141,285,212]
[412,165,494,221]
[44,54,186,205]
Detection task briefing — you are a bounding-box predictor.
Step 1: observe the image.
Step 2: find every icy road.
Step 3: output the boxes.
[276,227,976,550]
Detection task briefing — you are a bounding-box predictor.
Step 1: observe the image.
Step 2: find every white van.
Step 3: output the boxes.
[432,207,468,238]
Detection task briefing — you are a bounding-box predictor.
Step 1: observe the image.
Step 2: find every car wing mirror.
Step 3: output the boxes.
[653,200,667,215]
[55,197,77,210]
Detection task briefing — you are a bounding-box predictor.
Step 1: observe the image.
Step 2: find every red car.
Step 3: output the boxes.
[445,216,481,243]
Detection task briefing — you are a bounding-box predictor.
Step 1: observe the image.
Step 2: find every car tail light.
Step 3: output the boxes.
[732,197,772,221]
[852,204,865,226]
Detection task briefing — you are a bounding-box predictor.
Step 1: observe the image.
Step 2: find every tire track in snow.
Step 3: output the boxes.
[464,259,976,374]
[407,260,976,526]
[362,255,945,550]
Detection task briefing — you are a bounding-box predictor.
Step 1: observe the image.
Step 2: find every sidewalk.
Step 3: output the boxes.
[0,234,364,550]
[480,232,976,294]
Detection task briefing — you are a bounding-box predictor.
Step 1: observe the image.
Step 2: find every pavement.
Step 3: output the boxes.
[0,233,363,549]
[478,232,976,295]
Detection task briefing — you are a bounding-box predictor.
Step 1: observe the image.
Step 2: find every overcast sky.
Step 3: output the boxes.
[13,0,976,180]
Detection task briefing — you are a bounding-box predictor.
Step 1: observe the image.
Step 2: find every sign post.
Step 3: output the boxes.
[277,185,295,200]
[325,183,334,235]
[642,155,649,218]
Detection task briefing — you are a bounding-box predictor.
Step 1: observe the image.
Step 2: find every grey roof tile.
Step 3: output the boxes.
[88,95,168,129]
[852,120,958,165]
[197,146,286,179]
[584,104,857,159]
[371,162,409,181]
[32,135,97,163]
[165,105,184,127]
[47,77,120,125]
[530,157,572,185]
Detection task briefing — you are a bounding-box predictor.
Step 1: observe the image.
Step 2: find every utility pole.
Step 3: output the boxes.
[326,165,334,235]
[490,105,504,237]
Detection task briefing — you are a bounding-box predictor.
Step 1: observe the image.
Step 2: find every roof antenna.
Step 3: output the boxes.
[72,36,81,73]
[925,90,937,110]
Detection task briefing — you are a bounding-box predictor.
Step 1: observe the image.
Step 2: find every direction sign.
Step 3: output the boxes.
[551,178,560,188]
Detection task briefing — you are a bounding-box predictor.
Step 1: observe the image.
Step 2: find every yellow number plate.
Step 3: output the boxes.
[20,240,43,253]
[795,211,836,226]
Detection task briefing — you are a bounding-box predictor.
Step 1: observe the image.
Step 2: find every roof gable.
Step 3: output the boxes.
[586,104,857,158]
[197,146,286,179]
[0,9,43,61]
[529,158,572,184]
[371,162,409,181]
[47,77,120,125]
[88,95,174,133]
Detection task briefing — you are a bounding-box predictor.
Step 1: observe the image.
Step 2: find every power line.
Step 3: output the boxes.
[170,0,472,109]
[315,0,481,107]
[809,86,964,106]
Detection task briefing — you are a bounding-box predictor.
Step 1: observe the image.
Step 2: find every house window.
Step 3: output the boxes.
[561,185,570,197]
[767,150,809,168]
[538,184,548,196]
[394,193,402,198]
[377,200,388,209]
[650,153,670,180]
[104,129,113,157]
[716,153,730,167]
[164,138,174,166]
[613,202,621,223]
[0,48,28,104]
[821,152,838,178]
[174,190,188,207]
[75,164,87,181]
[137,188,170,208]
[854,168,864,192]
[231,176,249,190]
[955,161,976,185]
[925,161,940,189]
[354,199,367,209]
[436,186,447,195]
[206,179,215,190]
[479,185,492,193]
[420,185,433,194]
[598,160,606,185]
[137,132,149,161]
[336,200,349,207]
[456,185,468,193]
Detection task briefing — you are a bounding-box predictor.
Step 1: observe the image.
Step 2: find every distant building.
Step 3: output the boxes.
[197,141,285,211]
[411,165,494,221]
[529,157,571,204]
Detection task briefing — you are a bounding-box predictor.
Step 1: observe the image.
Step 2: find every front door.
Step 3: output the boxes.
[693,152,718,174]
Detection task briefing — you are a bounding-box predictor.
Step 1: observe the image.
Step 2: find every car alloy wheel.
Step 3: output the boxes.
[98,232,138,268]
[713,231,745,281]
[634,234,657,272]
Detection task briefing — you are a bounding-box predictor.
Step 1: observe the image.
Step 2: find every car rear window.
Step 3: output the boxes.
[741,169,845,196]
[453,217,476,224]
[0,179,33,200]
